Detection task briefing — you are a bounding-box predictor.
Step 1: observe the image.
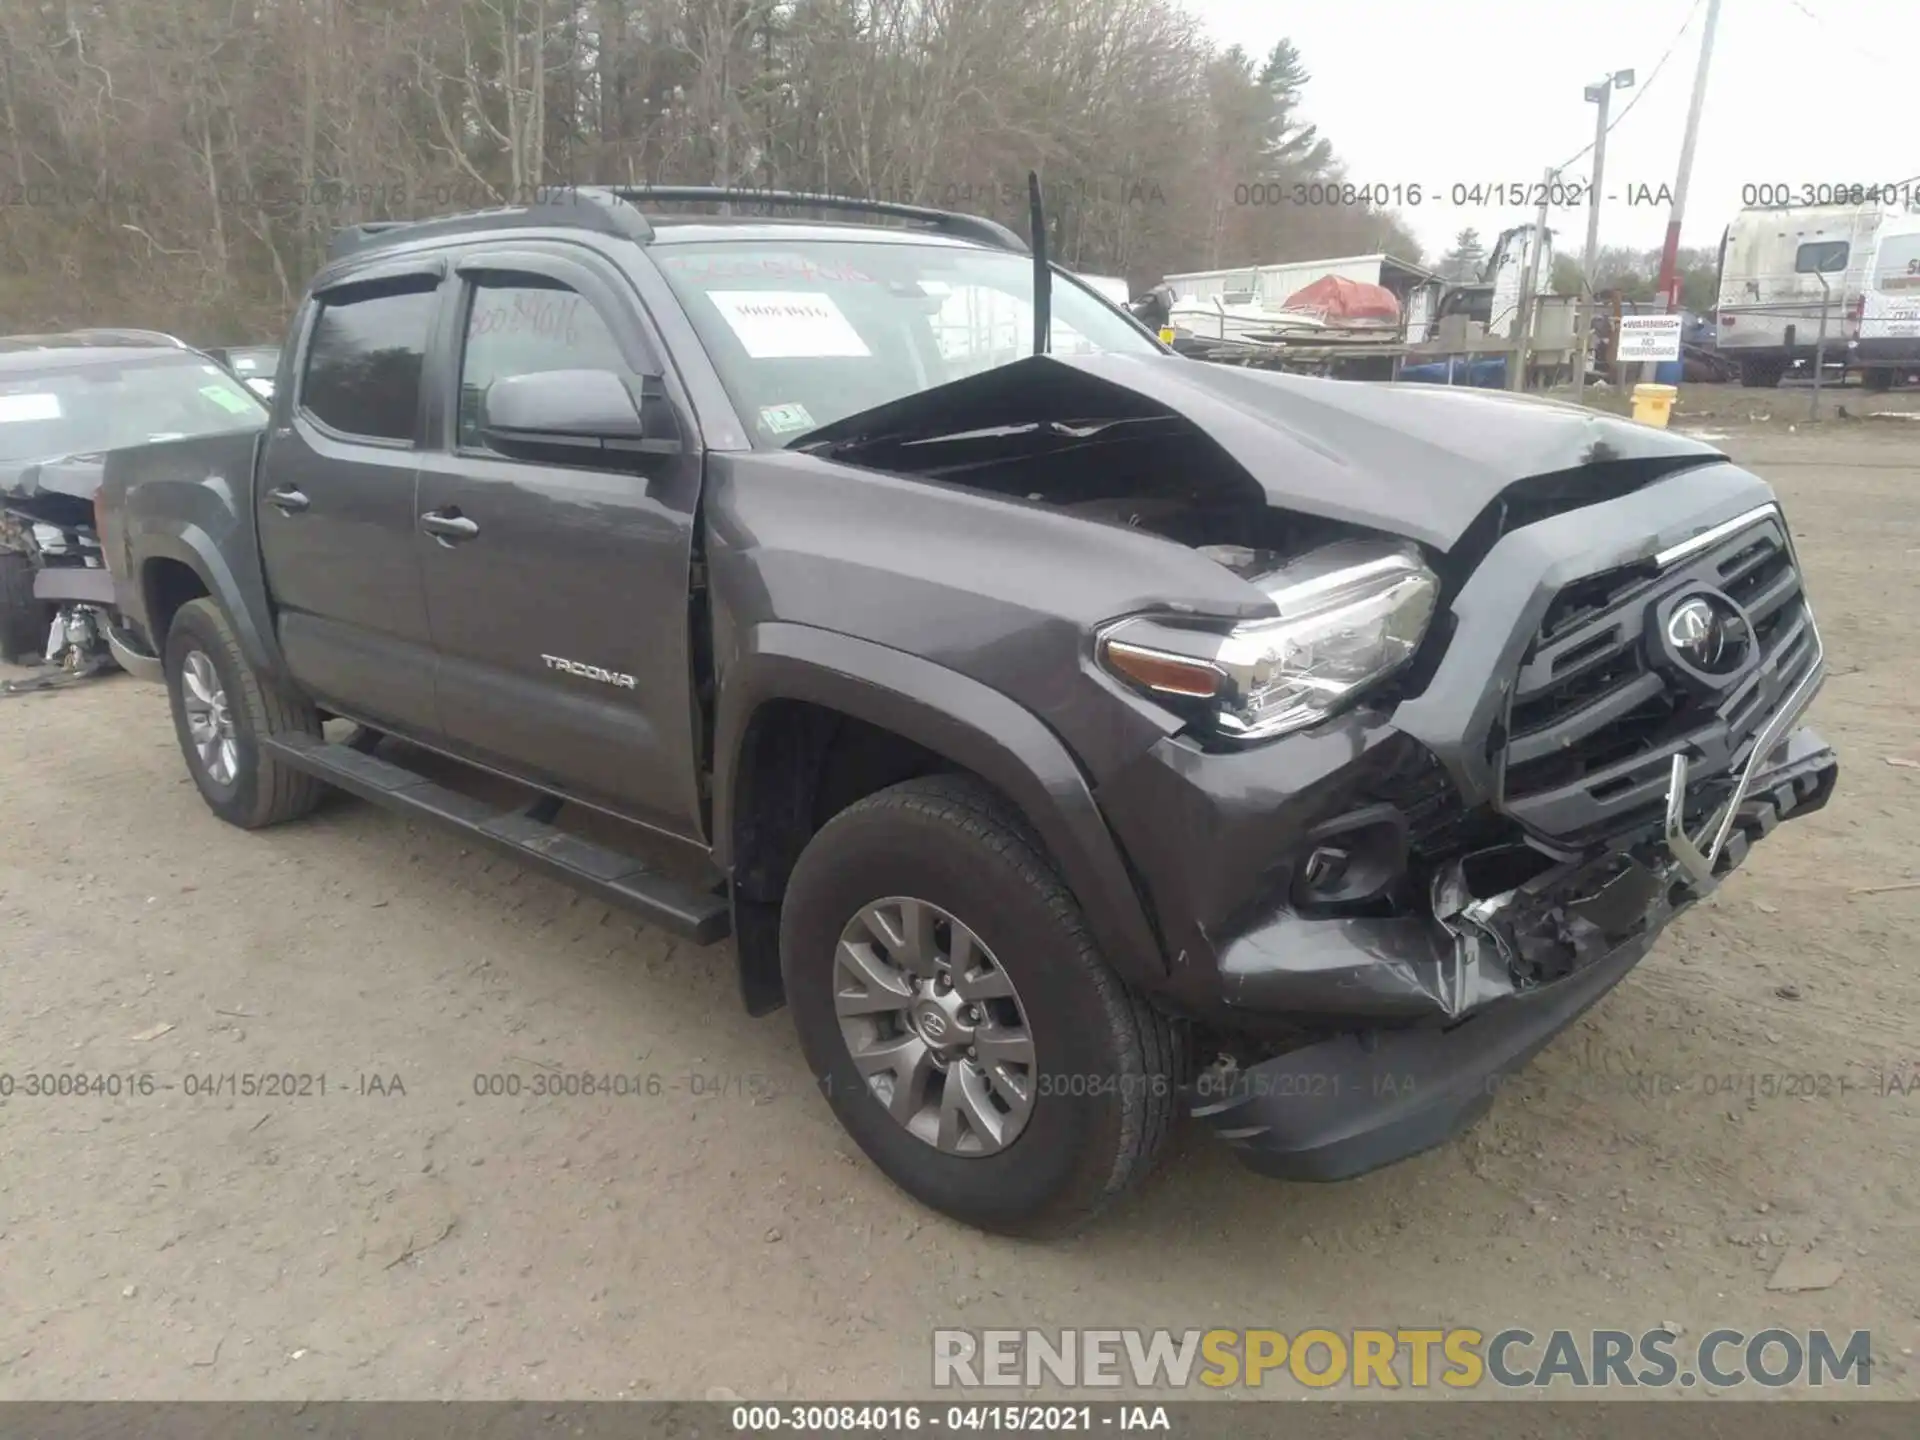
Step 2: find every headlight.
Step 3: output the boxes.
[1097,540,1439,740]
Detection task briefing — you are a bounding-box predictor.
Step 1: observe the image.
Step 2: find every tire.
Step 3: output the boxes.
[0,549,55,664]
[1739,359,1782,389]
[780,774,1181,1237]
[163,597,325,828]
[1864,367,1894,393]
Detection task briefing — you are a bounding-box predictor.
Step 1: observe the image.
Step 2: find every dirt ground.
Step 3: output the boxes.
[0,412,1916,1402]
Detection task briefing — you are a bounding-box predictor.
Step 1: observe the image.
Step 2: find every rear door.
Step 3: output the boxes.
[258,261,446,737]
[412,244,707,841]
[1860,219,1920,351]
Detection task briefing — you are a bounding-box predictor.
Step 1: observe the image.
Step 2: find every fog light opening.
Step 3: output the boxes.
[1456,844,1558,900]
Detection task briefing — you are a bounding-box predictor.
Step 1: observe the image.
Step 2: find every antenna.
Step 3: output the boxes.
[1028,172,1051,356]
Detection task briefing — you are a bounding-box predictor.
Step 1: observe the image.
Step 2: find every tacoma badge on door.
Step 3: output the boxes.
[539,654,638,689]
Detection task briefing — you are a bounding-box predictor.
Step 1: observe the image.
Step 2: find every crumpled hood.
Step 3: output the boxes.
[0,452,107,529]
[795,352,1726,551]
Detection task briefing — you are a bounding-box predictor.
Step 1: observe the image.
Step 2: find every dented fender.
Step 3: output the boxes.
[709,621,1170,991]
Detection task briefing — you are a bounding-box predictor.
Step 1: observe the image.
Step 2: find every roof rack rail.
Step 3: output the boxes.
[67,327,190,349]
[319,182,1029,263]
[324,186,655,263]
[609,186,1029,254]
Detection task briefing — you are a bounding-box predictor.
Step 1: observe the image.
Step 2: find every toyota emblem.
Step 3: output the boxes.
[1666,597,1724,668]
[1657,589,1752,681]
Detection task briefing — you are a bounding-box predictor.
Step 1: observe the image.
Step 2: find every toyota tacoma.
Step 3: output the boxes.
[93,186,1838,1236]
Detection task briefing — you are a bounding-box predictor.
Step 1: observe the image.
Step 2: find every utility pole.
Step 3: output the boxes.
[1644,0,1722,383]
[1810,271,1831,420]
[1571,70,1634,395]
[1509,165,1554,392]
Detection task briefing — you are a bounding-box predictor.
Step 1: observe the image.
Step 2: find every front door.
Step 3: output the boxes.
[257,264,445,738]
[413,246,706,841]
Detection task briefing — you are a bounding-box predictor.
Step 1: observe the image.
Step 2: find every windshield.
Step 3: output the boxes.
[1873,230,1920,293]
[654,239,1161,445]
[0,354,269,463]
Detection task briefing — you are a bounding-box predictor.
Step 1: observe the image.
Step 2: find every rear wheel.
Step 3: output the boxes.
[780,774,1180,1237]
[1864,367,1895,392]
[163,597,325,828]
[0,549,55,664]
[1739,358,1783,388]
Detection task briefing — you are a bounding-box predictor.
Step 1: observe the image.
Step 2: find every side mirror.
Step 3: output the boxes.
[480,369,649,458]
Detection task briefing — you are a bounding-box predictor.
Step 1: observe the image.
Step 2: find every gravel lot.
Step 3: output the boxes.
[1,411,1915,1400]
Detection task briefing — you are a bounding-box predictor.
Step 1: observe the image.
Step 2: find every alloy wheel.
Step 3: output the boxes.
[833,896,1038,1156]
[180,649,238,786]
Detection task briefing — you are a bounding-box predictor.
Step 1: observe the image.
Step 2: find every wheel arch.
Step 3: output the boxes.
[714,623,1168,1015]
[131,526,285,679]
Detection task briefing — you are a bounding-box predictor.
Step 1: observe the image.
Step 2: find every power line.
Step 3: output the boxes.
[1553,0,1704,177]
[1776,0,1911,77]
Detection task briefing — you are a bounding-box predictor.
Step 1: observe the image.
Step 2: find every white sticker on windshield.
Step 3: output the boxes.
[706,291,871,359]
[758,402,816,436]
[0,391,61,423]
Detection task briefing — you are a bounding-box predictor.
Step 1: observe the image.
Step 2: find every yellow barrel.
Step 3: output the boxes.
[1631,383,1678,428]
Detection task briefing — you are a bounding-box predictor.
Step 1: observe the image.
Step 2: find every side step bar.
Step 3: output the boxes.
[261,733,732,945]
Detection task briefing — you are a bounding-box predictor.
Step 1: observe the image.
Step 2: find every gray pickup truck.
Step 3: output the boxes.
[96,186,1838,1236]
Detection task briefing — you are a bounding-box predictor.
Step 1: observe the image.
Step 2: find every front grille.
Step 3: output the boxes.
[1498,509,1820,842]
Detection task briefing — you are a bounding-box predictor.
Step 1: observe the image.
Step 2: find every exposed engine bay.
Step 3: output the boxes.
[1,457,121,685]
[804,412,1371,582]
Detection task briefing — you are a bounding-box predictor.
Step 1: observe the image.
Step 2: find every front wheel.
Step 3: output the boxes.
[0,549,55,664]
[163,598,325,828]
[780,775,1181,1237]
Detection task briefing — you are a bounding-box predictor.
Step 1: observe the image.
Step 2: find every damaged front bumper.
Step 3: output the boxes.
[1189,724,1837,1181]
[1086,479,1847,1182]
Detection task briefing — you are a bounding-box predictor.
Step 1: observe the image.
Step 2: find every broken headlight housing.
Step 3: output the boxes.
[1097,539,1439,740]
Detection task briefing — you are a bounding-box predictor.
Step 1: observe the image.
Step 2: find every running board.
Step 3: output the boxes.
[261,733,731,944]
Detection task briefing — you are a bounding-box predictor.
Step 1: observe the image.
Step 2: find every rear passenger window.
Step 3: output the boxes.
[457,276,629,450]
[300,283,438,443]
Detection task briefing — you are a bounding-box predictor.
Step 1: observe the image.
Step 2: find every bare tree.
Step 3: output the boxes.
[0,0,1421,337]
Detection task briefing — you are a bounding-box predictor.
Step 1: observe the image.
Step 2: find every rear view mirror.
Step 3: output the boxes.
[480,369,648,458]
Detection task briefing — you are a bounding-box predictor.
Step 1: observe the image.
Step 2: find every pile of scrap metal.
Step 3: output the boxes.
[1164,290,1326,348]
[1682,342,1740,383]
[1161,274,1404,369]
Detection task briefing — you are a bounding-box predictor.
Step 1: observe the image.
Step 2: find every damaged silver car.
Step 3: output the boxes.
[0,329,268,677]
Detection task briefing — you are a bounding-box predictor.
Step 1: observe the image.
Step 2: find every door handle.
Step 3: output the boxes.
[420,508,479,543]
[266,486,310,514]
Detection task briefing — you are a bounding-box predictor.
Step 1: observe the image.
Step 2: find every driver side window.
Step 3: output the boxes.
[457,275,630,452]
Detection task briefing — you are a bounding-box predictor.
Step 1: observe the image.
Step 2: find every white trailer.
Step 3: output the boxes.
[1713,201,1889,387]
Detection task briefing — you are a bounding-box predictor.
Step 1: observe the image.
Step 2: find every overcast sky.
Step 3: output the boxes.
[1181,0,1920,263]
